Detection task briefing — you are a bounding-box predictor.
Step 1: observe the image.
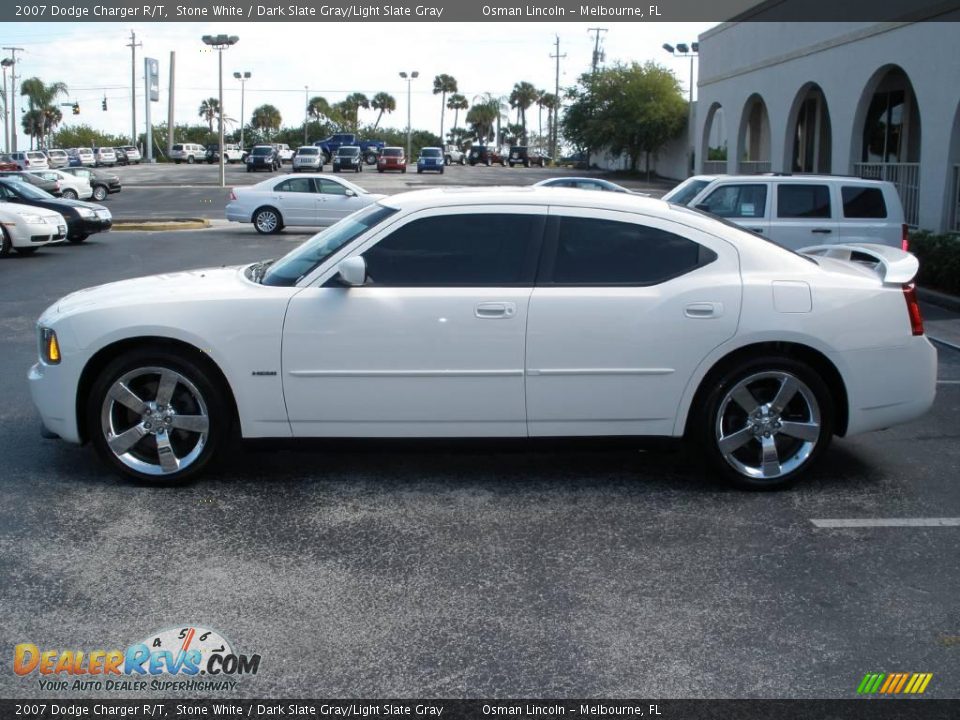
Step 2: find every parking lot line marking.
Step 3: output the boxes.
[811,518,960,528]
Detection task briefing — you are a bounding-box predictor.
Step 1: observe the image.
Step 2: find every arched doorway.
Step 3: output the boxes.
[788,83,832,173]
[737,94,771,174]
[701,102,727,174]
[852,65,922,225]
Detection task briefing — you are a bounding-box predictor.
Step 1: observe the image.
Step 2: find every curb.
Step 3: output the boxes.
[917,287,960,314]
[112,218,211,231]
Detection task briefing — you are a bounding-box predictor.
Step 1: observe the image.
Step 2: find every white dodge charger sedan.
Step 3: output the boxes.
[225,173,383,234]
[29,188,936,488]
[0,203,67,256]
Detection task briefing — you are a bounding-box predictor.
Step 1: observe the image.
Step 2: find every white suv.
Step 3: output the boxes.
[10,151,49,170]
[170,143,205,164]
[664,175,908,251]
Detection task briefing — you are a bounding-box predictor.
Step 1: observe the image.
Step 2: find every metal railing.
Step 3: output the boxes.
[738,160,771,174]
[952,164,960,233]
[854,162,921,228]
[702,160,727,175]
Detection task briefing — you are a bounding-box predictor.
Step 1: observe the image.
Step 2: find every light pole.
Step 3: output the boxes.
[399,70,419,160]
[233,70,250,151]
[304,85,309,145]
[663,42,699,176]
[202,34,239,188]
[1,58,13,152]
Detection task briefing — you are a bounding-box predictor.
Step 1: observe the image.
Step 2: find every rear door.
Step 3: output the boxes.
[771,182,838,250]
[693,181,770,237]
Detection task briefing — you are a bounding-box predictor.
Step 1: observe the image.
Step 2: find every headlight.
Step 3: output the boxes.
[39,327,61,364]
[22,213,46,224]
[76,208,95,218]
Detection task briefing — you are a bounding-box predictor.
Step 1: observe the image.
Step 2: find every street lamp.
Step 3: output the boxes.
[663,41,699,176]
[202,34,239,188]
[233,71,250,152]
[1,58,13,152]
[399,70,419,160]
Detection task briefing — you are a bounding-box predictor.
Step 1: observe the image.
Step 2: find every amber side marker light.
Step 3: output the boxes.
[41,328,61,364]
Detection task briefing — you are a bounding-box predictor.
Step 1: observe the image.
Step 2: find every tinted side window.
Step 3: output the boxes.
[777,184,831,218]
[841,186,887,218]
[274,178,314,193]
[700,184,767,218]
[363,213,544,287]
[318,179,347,196]
[549,217,716,286]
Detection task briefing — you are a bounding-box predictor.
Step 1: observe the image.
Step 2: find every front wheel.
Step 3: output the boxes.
[253,207,282,234]
[696,357,834,490]
[459,156,466,165]
[68,233,89,244]
[186,156,195,164]
[0,227,11,257]
[61,189,78,200]
[92,185,108,202]
[87,349,229,484]
[15,246,38,255]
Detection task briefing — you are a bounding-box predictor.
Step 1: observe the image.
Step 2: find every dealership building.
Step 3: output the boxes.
[694,19,960,233]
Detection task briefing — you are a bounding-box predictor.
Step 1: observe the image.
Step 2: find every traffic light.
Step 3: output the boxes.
[101,97,107,111]
[72,103,80,115]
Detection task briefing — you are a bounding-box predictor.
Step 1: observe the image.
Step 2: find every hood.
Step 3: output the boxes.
[49,198,108,211]
[55,266,247,316]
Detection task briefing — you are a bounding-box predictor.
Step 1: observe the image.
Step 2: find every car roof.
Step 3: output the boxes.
[379,186,666,214]
[695,173,891,186]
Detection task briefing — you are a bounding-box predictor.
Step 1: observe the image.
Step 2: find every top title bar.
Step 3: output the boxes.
[1,0,959,22]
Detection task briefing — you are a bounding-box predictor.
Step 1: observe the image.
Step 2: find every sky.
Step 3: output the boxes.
[0,21,715,143]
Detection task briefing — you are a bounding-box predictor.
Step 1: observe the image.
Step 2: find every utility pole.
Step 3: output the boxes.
[549,36,565,163]
[126,30,142,147]
[167,51,175,157]
[588,27,607,74]
[3,47,23,153]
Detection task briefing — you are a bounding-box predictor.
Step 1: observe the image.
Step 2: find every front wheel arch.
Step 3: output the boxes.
[76,337,239,446]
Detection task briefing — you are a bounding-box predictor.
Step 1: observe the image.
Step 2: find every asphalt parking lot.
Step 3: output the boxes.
[1,167,958,700]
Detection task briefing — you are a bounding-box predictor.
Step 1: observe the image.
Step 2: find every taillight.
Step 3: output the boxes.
[901,223,909,252]
[903,284,924,336]
[229,189,237,200]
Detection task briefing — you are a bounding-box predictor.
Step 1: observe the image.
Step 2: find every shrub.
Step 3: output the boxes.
[910,230,960,296]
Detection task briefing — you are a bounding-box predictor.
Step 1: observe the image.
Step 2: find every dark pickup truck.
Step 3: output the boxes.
[314,133,385,165]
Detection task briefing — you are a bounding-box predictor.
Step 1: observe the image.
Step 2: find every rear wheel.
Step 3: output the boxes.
[253,207,282,234]
[87,349,229,484]
[61,189,78,200]
[186,155,195,164]
[92,185,108,202]
[696,356,834,490]
[0,227,10,257]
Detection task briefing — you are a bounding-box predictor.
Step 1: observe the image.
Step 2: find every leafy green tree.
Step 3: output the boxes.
[432,74,458,147]
[562,62,686,173]
[508,81,538,141]
[20,77,68,149]
[446,93,468,144]
[370,92,396,130]
[250,104,282,139]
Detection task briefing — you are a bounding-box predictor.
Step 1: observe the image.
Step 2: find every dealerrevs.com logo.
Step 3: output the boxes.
[13,626,261,692]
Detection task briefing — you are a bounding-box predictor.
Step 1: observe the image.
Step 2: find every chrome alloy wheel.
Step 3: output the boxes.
[715,371,821,480]
[100,367,210,476]
[254,209,279,233]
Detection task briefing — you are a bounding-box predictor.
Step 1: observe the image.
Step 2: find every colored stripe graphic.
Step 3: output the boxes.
[857,672,933,694]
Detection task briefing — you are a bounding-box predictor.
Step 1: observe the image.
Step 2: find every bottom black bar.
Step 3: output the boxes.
[1,700,958,720]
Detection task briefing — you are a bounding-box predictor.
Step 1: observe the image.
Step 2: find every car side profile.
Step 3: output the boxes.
[29,187,935,489]
[0,203,66,256]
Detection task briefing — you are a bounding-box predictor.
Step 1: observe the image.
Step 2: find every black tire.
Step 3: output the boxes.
[485,158,491,167]
[186,156,195,164]
[322,152,331,164]
[378,169,384,174]
[14,246,38,255]
[253,207,283,234]
[86,347,230,485]
[402,168,406,174]
[417,169,422,174]
[61,189,78,200]
[92,185,108,202]
[365,152,378,165]
[444,156,451,166]
[524,160,530,168]
[695,355,834,490]
[440,168,444,174]
[333,167,339,173]
[246,167,253,173]
[502,158,509,167]
[0,227,11,257]
[68,233,89,244]
[174,160,181,165]
[459,156,466,166]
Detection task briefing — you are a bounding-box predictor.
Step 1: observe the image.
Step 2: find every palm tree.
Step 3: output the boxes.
[508,81,539,142]
[535,89,548,147]
[432,74,458,148]
[307,95,333,127]
[446,94,468,143]
[538,92,560,155]
[466,100,498,144]
[19,77,68,149]
[339,92,369,131]
[370,92,396,130]
[198,97,220,134]
[250,104,282,139]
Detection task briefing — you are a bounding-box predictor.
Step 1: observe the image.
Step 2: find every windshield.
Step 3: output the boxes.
[337,147,359,156]
[663,178,712,206]
[422,149,441,157]
[8,181,54,199]
[251,147,272,156]
[297,147,319,155]
[382,148,403,157]
[261,204,399,287]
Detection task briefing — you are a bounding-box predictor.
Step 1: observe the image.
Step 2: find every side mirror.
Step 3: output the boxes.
[344,189,356,197]
[336,256,366,286]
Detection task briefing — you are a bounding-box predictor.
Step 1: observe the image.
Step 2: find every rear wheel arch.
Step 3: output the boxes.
[76,337,239,445]
[684,341,849,439]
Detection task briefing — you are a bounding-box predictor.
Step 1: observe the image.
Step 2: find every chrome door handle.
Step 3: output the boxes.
[685,302,722,319]
[475,302,516,318]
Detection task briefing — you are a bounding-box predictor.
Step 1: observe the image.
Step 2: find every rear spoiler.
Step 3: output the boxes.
[799,243,919,284]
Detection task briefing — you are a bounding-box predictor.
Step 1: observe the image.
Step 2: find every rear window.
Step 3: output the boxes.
[27,152,45,160]
[841,186,887,218]
[777,184,831,218]
[172,145,183,151]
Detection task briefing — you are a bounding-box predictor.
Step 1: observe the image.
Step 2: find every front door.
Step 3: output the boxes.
[271,176,319,225]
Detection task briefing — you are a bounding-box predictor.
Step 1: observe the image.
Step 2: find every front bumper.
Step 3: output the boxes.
[29,360,82,444]
[68,215,112,238]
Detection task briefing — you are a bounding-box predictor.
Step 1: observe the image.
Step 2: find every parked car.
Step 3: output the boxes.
[115,146,142,165]
[416,147,444,174]
[377,147,407,173]
[225,173,383,234]
[28,169,94,200]
[44,149,71,169]
[59,167,122,202]
[245,145,281,172]
[468,145,507,166]
[313,133,384,165]
[29,187,935,487]
[0,154,20,171]
[508,146,549,168]
[67,148,96,167]
[170,143,205,164]
[0,203,66,256]
[0,171,62,197]
[205,143,245,164]
[292,146,324,173]
[664,174,909,250]
[10,151,50,171]
[0,178,111,243]
[332,146,363,173]
[534,177,647,195]
[272,144,294,163]
[443,145,466,166]
[93,147,117,167]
